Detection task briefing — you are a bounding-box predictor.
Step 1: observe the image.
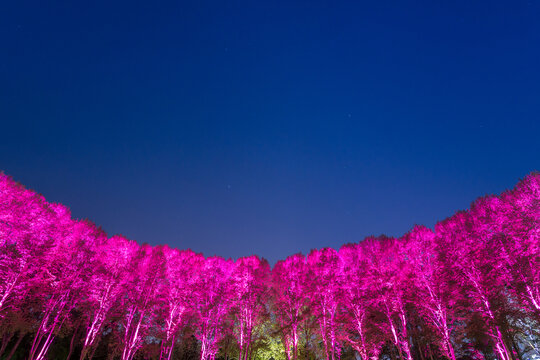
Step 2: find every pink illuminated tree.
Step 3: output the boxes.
[231,256,271,360]
[118,244,165,360]
[402,225,458,360]
[29,217,102,360]
[306,248,344,360]
[192,256,234,360]
[157,247,199,360]
[79,235,136,360]
[271,254,311,360]
[436,206,512,360]
[0,171,539,360]
[363,236,413,360]
[339,243,383,360]
[496,173,540,318]
[0,175,56,320]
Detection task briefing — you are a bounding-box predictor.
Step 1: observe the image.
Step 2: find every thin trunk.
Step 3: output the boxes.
[35,327,56,360]
[88,343,99,360]
[245,324,253,360]
[445,336,457,360]
[391,328,403,360]
[427,344,435,360]
[80,347,89,360]
[504,338,517,360]
[0,331,14,356]
[492,326,512,360]
[4,333,23,360]
[66,325,80,360]
[391,343,398,360]
[416,337,425,360]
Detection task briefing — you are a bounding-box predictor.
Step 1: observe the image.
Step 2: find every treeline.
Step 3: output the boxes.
[0,173,539,360]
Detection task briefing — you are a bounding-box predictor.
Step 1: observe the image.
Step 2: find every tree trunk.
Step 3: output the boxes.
[66,325,80,360]
[5,333,24,360]
[415,337,425,360]
[427,344,435,360]
[391,343,399,360]
[0,331,14,356]
[397,344,404,360]
[89,343,99,360]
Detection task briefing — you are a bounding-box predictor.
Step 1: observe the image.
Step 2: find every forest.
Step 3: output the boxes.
[0,173,539,360]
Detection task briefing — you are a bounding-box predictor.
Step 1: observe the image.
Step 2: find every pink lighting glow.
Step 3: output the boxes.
[0,173,539,360]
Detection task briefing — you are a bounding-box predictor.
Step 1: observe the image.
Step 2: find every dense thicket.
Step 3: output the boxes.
[0,173,539,360]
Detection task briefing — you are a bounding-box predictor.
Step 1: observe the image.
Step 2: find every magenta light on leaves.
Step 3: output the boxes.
[0,172,539,360]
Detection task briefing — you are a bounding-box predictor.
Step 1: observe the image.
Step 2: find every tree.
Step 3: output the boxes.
[118,244,164,360]
[231,255,271,360]
[29,218,101,360]
[1,171,539,360]
[157,247,199,360]
[402,225,458,360]
[272,254,311,360]
[306,248,344,360]
[363,236,413,360]
[339,243,383,360]
[80,235,135,360]
[436,207,512,360]
[497,173,540,318]
[0,175,56,320]
[192,256,234,360]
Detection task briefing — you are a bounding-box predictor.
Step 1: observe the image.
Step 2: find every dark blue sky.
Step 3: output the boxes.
[1,1,539,264]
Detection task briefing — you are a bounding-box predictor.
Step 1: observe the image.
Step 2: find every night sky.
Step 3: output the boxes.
[1,1,539,264]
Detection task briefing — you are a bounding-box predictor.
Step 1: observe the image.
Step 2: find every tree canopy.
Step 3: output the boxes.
[0,172,539,360]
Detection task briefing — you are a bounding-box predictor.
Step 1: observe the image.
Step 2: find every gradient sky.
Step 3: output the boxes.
[1,1,539,264]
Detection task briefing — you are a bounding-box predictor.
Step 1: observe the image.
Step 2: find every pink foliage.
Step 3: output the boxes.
[231,256,270,360]
[0,172,539,360]
[272,254,311,360]
[192,256,234,360]
[307,248,344,360]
